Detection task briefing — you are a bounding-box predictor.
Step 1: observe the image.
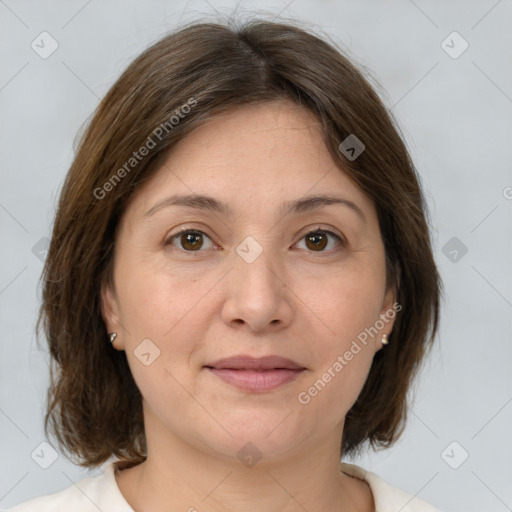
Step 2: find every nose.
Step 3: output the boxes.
[220,246,294,333]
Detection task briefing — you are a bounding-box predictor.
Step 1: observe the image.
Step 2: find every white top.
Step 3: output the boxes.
[3,461,440,511]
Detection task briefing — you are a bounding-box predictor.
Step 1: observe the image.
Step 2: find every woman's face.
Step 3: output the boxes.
[102,100,397,462]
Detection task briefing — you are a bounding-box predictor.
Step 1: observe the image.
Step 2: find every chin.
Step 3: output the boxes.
[205,417,307,460]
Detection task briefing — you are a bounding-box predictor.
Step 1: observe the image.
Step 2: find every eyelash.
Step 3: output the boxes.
[165,226,346,255]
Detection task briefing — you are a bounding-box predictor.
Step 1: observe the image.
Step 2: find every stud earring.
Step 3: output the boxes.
[381,334,389,345]
[109,332,117,345]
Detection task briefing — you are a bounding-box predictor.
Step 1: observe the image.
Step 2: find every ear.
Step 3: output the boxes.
[100,279,125,350]
[376,266,401,350]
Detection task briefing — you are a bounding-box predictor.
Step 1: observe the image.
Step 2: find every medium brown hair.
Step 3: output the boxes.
[39,17,441,469]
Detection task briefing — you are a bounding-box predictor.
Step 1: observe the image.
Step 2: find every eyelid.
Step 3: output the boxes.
[296,222,345,241]
[293,225,346,251]
[165,226,216,248]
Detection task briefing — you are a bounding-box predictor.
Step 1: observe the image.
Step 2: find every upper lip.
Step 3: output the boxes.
[205,355,305,371]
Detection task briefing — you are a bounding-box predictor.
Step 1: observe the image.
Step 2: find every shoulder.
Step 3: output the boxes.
[2,463,133,512]
[340,462,441,512]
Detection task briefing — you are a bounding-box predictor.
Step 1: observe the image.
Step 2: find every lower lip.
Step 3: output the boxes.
[206,368,305,392]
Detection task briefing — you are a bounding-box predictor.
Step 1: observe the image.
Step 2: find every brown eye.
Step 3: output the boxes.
[180,231,203,251]
[297,230,344,252]
[167,230,214,252]
[305,231,328,251]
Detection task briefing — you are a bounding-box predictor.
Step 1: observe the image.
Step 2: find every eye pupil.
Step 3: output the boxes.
[305,232,328,251]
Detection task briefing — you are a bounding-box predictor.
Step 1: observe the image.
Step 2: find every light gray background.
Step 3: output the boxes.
[1,1,511,511]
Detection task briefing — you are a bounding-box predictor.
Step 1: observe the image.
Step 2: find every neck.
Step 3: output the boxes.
[115,415,373,512]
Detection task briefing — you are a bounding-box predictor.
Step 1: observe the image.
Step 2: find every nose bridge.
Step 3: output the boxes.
[220,234,293,331]
[233,236,283,300]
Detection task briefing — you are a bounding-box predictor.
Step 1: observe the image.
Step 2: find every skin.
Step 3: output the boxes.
[101,100,397,512]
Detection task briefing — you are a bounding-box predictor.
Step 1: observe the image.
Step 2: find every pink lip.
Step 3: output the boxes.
[205,355,305,371]
[204,355,306,392]
[207,368,305,392]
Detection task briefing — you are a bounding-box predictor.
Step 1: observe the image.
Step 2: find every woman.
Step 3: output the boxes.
[5,17,441,512]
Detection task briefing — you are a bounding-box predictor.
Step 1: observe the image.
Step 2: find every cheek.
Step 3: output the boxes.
[115,254,208,337]
[114,260,216,391]
[297,345,374,433]
[290,261,385,417]
[302,256,386,344]
[296,283,380,423]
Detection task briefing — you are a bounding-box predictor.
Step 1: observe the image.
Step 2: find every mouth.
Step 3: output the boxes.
[204,355,306,392]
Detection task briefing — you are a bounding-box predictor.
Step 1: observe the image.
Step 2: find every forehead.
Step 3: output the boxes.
[170,100,329,179]
[125,100,377,223]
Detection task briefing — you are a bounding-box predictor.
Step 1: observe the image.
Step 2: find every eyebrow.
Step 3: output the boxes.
[144,193,366,222]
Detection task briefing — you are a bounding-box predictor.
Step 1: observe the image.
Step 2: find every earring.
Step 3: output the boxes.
[109,332,117,345]
[381,334,389,345]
